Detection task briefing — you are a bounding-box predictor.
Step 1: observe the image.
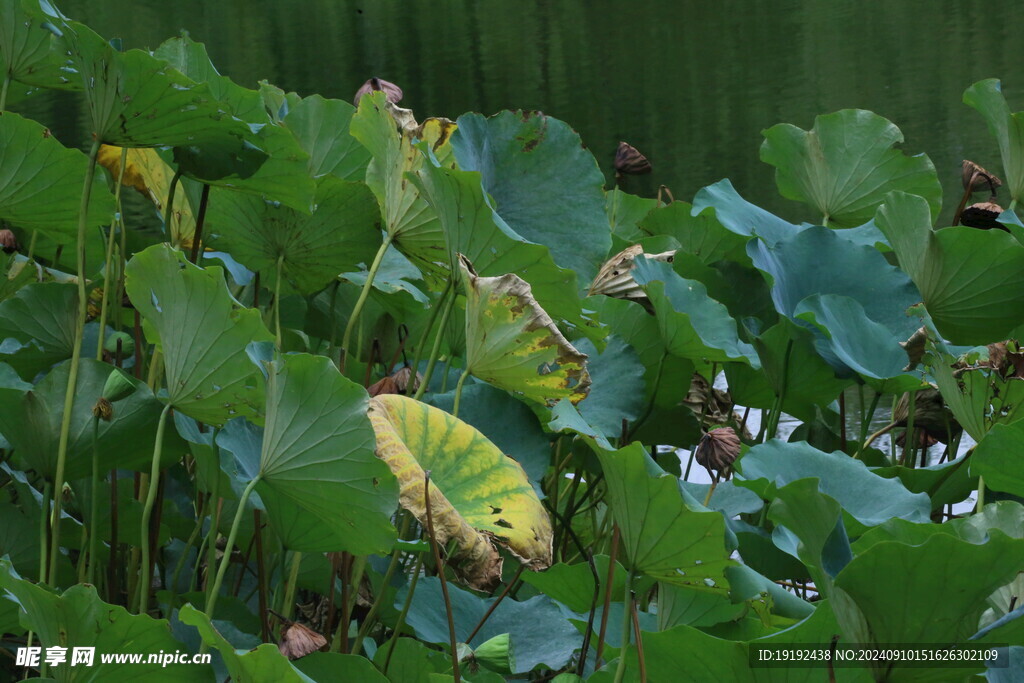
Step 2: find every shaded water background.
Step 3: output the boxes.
[14,1,996,484]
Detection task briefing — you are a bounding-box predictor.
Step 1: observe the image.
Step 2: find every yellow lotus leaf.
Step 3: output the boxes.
[368,394,552,591]
[97,145,196,245]
[460,255,590,406]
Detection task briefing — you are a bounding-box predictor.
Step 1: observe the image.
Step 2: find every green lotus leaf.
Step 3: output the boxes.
[638,201,749,265]
[877,191,1024,345]
[402,576,581,674]
[760,109,941,227]
[0,112,115,240]
[54,19,251,148]
[293,652,388,683]
[834,533,1024,662]
[255,352,398,554]
[519,555,628,614]
[350,92,453,276]
[0,282,76,379]
[972,420,1024,498]
[285,94,371,180]
[964,79,1024,203]
[631,256,759,366]
[692,179,804,245]
[368,393,553,590]
[735,440,931,527]
[0,559,203,683]
[572,336,645,438]
[0,358,183,482]
[928,344,1024,442]
[205,176,382,295]
[178,604,309,682]
[590,623,751,683]
[125,244,273,425]
[0,0,79,91]
[452,111,611,285]
[607,187,658,241]
[872,454,977,510]
[460,255,590,406]
[413,149,599,340]
[153,34,315,213]
[585,438,734,591]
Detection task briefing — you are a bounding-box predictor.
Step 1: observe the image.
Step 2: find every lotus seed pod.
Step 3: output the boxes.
[694,426,740,479]
[92,397,113,422]
[959,201,1005,230]
[276,620,326,659]
[892,387,960,443]
[961,160,1002,193]
[353,77,403,105]
[0,229,19,254]
[615,141,652,176]
[101,367,135,402]
[392,366,422,394]
[104,330,135,358]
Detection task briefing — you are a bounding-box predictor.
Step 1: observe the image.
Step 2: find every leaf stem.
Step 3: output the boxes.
[163,168,182,243]
[49,138,101,584]
[631,591,647,683]
[340,235,393,372]
[612,569,635,683]
[410,278,453,386]
[465,563,525,644]
[282,550,303,621]
[205,476,260,620]
[595,524,620,667]
[87,416,101,585]
[382,555,423,675]
[451,368,471,417]
[97,146,128,360]
[413,281,457,400]
[0,73,9,111]
[352,516,412,655]
[424,472,460,683]
[189,184,210,264]
[138,403,171,614]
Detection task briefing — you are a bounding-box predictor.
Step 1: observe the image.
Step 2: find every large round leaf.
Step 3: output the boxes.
[460,255,590,406]
[0,112,115,239]
[125,245,273,425]
[972,420,1024,498]
[452,111,611,285]
[876,191,1024,345]
[760,109,941,227]
[368,394,553,590]
[205,177,382,295]
[0,282,77,380]
[285,94,370,180]
[256,353,398,554]
[0,0,79,91]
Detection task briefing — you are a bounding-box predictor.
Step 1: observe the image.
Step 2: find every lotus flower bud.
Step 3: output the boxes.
[959,201,1005,230]
[472,633,514,674]
[101,367,136,402]
[614,141,652,176]
[353,77,403,105]
[92,397,113,422]
[0,229,19,254]
[694,427,740,479]
[961,160,1002,193]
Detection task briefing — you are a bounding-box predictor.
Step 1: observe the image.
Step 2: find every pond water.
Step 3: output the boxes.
[19,0,1024,225]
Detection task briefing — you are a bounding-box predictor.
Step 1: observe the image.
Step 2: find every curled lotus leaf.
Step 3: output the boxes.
[460,255,590,406]
[368,394,553,591]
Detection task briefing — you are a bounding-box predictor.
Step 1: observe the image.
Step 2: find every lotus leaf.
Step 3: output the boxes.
[368,393,552,590]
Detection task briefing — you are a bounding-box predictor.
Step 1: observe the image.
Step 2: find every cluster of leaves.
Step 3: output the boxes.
[0,1,1022,681]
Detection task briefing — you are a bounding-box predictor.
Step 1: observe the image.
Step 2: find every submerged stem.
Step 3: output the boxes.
[49,138,101,584]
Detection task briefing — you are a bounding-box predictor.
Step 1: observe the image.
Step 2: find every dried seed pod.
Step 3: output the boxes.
[891,387,959,444]
[392,365,422,394]
[353,77,403,105]
[92,397,113,422]
[615,141,652,176]
[0,229,19,254]
[961,160,1002,193]
[694,427,740,480]
[587,244,675,307]
[959,201,1006,230]
[277,620,327,659]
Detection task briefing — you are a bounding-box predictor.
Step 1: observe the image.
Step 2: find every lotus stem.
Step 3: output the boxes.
[764,340,794,441]
[612,569,635,683]
[49,138,101,584]
[423,472,460,683]
[137,403,171,614]
[977,476,986,512]
[339,235,393,372]
[204,475,260,620]
[282,550,303,621]
[254,509,269,641]
[97,146,128,360]
[855,389,882,455]
[107,469,119,602]
[901,390,917,467]
[413,282,457,400]
[273,254,284,349]
[839,391,847,452]
[382,554,423,675]
[631,593,647,683]
[170,495,208,595]
[352,515,413,655]
[163,168,181,242]
[451,368,471,418]
[466,563,526,644]
[189,184,210,264]
[410,279,453,390]
[595,524,621,667]
[87,416,101,585]
[0,73,9,111]
[702,478,719,507]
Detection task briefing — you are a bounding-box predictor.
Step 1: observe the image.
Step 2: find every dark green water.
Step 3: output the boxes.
[17,0,1024,222]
